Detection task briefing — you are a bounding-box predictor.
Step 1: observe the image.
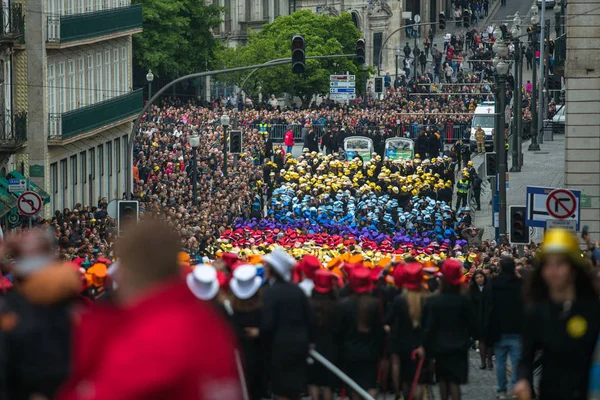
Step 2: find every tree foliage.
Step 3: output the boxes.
[132,0,223,79]
[214,10,366,105]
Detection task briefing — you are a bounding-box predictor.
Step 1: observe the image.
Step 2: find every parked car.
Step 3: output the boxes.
[537,0,556,8]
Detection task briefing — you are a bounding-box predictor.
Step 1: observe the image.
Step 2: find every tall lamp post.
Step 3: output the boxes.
[493,26,509,243]
[510,13,523,172]
[221,113,230,177]
[189,135,200,205]
[146,69,154,100]
[395,48,401,87]
[528,7,541,151]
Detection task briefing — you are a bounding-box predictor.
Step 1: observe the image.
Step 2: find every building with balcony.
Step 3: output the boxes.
[6,0,142,216]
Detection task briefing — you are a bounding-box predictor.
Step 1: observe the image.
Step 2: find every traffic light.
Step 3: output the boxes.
[374,77,383,93]
[438,12,446,30]
[484,152,497,178]
[117,200,139,236]
[291,35,305,74]
[463,10,470,28]
[356,38,366,65]
[549,74,561,91]
[229,130,243,154]
[509,206,530,244]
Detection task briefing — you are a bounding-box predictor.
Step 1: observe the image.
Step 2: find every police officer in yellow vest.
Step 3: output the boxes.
[474,124,486,153]
[456,171,470,211]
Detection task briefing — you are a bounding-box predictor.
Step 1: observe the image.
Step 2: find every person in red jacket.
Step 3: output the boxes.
[284,129,295,154]
[56,219,243,400]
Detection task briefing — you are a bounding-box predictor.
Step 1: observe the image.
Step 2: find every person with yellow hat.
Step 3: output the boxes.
[455,171,470,211]
[514,229,600,400]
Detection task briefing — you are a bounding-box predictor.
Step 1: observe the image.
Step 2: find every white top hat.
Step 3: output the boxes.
[230,264,263,300]
[262,247,296,282]
[187,265,219,301]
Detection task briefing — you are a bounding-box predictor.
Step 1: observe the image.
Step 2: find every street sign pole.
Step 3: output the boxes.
[27,179,32,229]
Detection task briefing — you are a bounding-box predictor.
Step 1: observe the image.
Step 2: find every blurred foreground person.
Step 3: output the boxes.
[420,258,477,400]
[56,220,243,400]
[514,229,600,400]
[0,230,82,400]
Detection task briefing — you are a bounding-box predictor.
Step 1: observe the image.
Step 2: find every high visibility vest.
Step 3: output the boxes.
[457,179,469,194]
[259,123,268,133]
[505,142,510,151]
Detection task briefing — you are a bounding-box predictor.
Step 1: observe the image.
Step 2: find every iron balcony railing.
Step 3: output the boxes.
[0,2,24,43]
[0,110,26,143]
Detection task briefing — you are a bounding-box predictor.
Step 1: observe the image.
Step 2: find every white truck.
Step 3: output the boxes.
[469,101,495,152]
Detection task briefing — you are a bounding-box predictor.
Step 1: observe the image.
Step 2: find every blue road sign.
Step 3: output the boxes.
[526,186,581,230]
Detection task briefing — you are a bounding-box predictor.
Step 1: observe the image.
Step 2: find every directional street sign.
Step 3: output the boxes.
[330,81,356,88]
[17,191,43,216]
[330,88,356,93]
[330,93,355,100]
[8,178,27,192]
[526,186,580,230]
[330,74,355,82]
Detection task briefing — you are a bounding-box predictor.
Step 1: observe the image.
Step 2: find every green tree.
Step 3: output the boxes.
[133,0,222,79]
[215,10,365,105]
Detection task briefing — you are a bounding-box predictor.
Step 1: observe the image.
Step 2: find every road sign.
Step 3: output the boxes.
[414,14,421,23]
[526,186,580,230]
[330,81,356,88]
[546,188,577,219]
[330,93,355,100]
[17,191,43,216]
[546,219,577,233]
[330,88,355,94]
[8,178,27,192]
[329,74,355,82]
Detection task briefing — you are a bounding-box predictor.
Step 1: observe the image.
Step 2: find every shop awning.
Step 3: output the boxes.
[0,186,17,218]
[6,170,50,204]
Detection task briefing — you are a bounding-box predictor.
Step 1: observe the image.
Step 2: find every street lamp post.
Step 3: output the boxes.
[528,7,541,151]
[189,135,200,205]
[510,13,523,172]
[221,114,230,177]
[146,69,154,100]
[395,48,401,86]
[363,64,369,107]
[493,26,509,243]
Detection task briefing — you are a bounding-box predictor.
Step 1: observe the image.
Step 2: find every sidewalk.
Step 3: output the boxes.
[472,133,565,241]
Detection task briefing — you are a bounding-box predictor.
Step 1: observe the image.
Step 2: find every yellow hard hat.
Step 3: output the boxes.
[538,228,584,267]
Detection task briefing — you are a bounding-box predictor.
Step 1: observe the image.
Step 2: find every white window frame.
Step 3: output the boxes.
[58,61,66,113]
[96,0,102,11]
[113,48,120,96]
[66,0,74,15]
[87,54,94,105]
[86,0,93,11]
[96,52,102,102]
[104,49,111,98]
[50,162,58,212]
[78,56,85,107]
[68,59,75,111]
[47,63,56,114]
[76,0,84,13]
[121,46,127,92]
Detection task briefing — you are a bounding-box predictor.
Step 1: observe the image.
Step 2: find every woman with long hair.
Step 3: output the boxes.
[419,258,477,400]
[308,269,339,400]
[469,269,492,369]
[385,262,431,400]
[229,264,265,400]
[513,229,600,400]
[335,267,385,400]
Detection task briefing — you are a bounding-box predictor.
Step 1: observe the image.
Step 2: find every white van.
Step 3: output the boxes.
[469,101,495,152]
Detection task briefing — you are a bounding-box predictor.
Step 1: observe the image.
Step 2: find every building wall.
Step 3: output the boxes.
[564,0,600,240]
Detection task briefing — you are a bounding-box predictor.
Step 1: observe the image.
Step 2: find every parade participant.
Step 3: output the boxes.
[468,269,491,370]
[385,262,431,400]
[335,267,385,400]
[56,220,242,400]
[474,124,486,153]
[308,269,340,400]
[298,254,321,297]
[229,264,265,400]
[485,257,524,398]
[514,229,600,400]
[419,258,477,400]
[456,172,470,211]
[0,230,82,400]
[261,247,316,400]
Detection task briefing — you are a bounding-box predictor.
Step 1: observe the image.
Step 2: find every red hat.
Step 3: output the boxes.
[369,267,383,282]
[440,258,464,286]
[299,255,321,280]
[349,267,373,294]
[393,264,405,287]
[313,269,336,293]
[402,262,424,291]
[216,270,230,292]
[222,252,241,269]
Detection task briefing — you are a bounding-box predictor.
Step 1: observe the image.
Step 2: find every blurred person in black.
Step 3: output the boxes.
[385,262,431,400]
[485,256,524,398]
[514,229,600,400]
[469,269,492,370]
[418,258,477,400]
[307,269,339,400]
[261,247,316,400]
[0,230,82,400]
[335,267,385,400]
